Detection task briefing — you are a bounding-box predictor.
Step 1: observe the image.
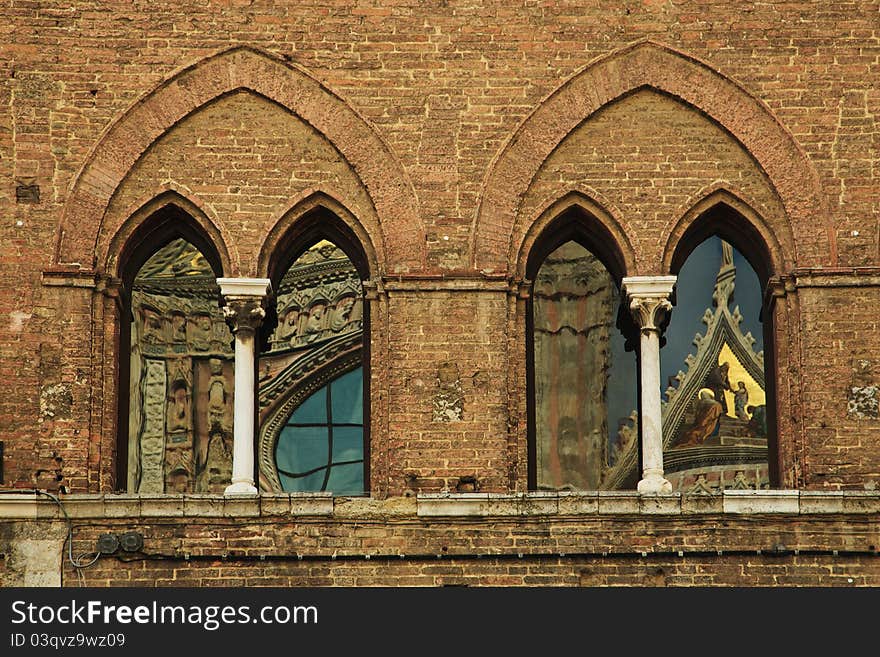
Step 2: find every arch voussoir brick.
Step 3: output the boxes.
[473,40,829,275]
[56,46,424,275]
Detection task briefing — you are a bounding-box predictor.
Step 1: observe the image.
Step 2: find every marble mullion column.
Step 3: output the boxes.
[218,278,272,495]
[622,276,677,494]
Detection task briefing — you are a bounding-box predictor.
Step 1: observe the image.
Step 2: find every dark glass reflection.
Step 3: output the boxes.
[532,241,637,491]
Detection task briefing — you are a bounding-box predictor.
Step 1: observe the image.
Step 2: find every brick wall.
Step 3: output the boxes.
[44,495,880,587]
[2,1,880,585]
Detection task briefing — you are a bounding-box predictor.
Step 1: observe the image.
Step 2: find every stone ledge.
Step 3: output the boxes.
[1,491,878,520]
[0,493,39,519]
[799,491,845,514]
[598,491,641,515]
[0,493,334,519]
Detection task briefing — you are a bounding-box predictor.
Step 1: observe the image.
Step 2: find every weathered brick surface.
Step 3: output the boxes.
[2,1,880,585]
[384,290,510,494]
[517,90,786,274]
[798,285,880,490]
[45,512,880,587]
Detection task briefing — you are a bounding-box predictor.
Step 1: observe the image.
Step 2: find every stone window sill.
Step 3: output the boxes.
[0,490,877,520]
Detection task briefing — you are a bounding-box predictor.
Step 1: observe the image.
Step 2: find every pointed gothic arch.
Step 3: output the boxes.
[114,203,230,491]
[107,189,234,283]
[473,40,829,275]
[256,206,373,493]
[524,204,639,491]
[56,46,423,275]
[661,198,781,490]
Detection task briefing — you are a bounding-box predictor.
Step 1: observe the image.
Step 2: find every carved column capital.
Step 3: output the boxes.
[622,276,677,332]
[222,298,266,335]
[217,278,272,336]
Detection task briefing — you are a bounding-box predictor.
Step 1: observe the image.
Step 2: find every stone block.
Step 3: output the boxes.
[103,494,142,518]
[140,495,184,517]
[260,494,291,516]
[639,493,681,515]
[0,493,38,519]
[597,491,640,514]
[557,492,599,515]
[842,491,880,513]
[183,494,224,517]
[418,493,489,517]
[223,495,261,517]
[290,492,333,516]
[518,492,559,516]
[722,490,799,514]
[63,494,105,518]
[681,494,723,514]
[484,494,519,516]
[799,491,845,514]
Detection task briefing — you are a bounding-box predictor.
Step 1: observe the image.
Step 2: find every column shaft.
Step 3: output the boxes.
[217,278,272,496]
[228,327,256,493]
[638,329,668,492]
[622,276,677,494]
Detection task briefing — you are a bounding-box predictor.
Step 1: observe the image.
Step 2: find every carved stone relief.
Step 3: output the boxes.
[267,242,363,353]
[128,239,235,493]
[137,359,167,494]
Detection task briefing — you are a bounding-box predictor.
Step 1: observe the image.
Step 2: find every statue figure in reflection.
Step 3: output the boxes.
[678,389,723,447]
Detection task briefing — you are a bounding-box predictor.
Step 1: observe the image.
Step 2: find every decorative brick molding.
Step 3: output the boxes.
[473,39,827,275]
[56,46,424,274]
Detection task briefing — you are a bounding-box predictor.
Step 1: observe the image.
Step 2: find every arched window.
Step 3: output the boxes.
[118,206,232,493]
[661,208,776,493]
[258,212,369,495]
[526,211,638,491]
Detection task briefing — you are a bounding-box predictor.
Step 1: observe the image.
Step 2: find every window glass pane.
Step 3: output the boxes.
[280,469,327,493]
[532,240,637,491]
[260,238,367,495]
[325,463,364,496]
[289,388,327,424]
[331,367,363,424]
[276,425,329,474]
[661,236,769,493]
[332,426,363,462]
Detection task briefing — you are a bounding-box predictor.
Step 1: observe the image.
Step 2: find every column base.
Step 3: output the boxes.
[224,481,258,496]
[637,473,673,494]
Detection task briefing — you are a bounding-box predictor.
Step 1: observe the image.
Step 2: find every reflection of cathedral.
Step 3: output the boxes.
[258,241,365,493]
[128,239,235,494]
[661,241,770,493]
[128,239,365,494]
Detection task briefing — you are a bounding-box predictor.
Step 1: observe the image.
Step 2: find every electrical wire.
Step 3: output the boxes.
[31,489,102,573]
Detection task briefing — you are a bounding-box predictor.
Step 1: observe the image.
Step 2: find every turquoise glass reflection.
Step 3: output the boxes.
[275,366,365,495]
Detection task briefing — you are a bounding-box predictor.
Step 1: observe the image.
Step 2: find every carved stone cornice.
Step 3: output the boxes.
[622,276,677,333]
